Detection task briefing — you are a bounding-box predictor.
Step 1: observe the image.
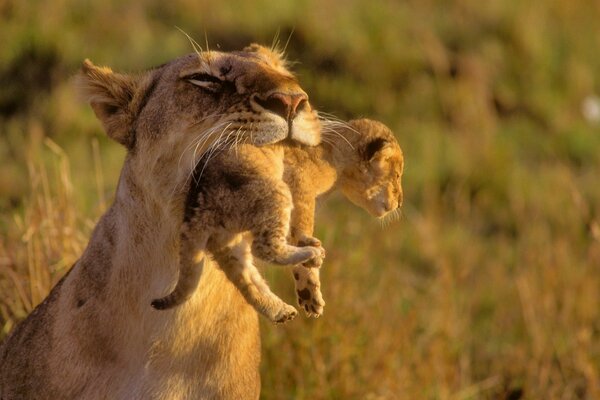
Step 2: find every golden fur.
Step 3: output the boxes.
[285,119,404,316]
[160,119,403,322]
[151,142,325,323]
[0,45,320,400]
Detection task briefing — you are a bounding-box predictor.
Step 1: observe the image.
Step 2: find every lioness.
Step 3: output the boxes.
[0,45,320,400]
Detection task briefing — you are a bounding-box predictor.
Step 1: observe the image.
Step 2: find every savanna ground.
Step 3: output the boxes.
[1,1,600,398]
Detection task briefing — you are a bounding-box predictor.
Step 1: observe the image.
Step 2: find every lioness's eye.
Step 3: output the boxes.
[186,73,223,91]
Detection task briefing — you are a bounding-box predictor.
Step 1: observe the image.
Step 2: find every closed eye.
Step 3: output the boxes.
[185,73,223,92]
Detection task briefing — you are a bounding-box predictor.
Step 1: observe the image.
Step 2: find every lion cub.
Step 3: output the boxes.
[151,143,325,323]
[152,119,403,323]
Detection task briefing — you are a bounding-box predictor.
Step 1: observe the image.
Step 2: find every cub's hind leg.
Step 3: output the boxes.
[292,236,326,317]
[249,183,324,267]
[292,265,325,318]
[287,182,326,317]
[213,235,297,324]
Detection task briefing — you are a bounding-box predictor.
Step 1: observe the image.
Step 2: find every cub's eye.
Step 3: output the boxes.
[185,73,223,92]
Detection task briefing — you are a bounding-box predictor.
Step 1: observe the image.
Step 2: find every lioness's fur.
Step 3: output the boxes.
[0,45,320,400]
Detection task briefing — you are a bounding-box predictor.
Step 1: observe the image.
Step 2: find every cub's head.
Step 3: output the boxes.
[335,119,404,218]
[78,44,320,194]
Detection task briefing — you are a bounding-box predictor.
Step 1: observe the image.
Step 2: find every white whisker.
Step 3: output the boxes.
[176,113,224,170]
[282,27,295,56]
[317,113,357,149]
[188,121,230,177]
[271,28,281,53]
[321,130,354,149]
[176,26,204,56]
[169,116,231,198]
[194,123,233,183]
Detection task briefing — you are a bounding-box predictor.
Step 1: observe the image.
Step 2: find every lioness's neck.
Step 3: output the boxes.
[54,158,261,398]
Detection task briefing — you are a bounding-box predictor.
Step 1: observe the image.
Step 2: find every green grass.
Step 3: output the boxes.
[1,0,600,398]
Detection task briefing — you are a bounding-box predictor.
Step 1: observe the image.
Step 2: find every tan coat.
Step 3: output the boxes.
[0,45,320,400]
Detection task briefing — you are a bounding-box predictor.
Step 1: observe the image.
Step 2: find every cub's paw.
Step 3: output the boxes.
[297,237,325,268]
[292,246,324,268]
[303,251,325,268]
[272,303,298,324]
[294,270,325,318]
[297,286,325,318]
[297,236,322,248]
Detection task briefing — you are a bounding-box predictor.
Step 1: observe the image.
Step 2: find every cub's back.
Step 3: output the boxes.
[183,144,286,224]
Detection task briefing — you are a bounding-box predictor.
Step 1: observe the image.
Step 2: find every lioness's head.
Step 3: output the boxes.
[335,119,404,218]
[78,44,320,196]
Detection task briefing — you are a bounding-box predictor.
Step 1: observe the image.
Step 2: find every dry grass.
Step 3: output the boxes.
[0,135,98,336]
[2,0,600,398]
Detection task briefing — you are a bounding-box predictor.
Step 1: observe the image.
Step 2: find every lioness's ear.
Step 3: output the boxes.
[78,59,139,148]
[363,137,393,162]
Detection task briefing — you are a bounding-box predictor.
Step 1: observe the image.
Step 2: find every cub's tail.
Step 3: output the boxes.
[151,230,208,310]
[151,257,205,310]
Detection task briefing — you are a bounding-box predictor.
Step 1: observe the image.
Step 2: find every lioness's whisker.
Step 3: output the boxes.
[232,128,245,156]
[188,121,230,178]
[321,129,354,149]
[319,137,336,147]
[186,125,227,183]
[270,28,281,54]
[249,123,254,144]
[230,126,244,155]
[193,123,233,184]
[202,124,231,157]
[318,114,363,137]
[171,119,231,197]
[184,119,229,161]
[176,26,205,56]
[177,114,225,168]
[219,126,237,153]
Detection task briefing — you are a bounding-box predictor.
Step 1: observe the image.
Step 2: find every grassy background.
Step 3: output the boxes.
[1,0,600,398]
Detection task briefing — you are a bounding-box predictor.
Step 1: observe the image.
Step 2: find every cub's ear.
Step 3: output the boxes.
[362,137,393,162]
[77,59,140,148]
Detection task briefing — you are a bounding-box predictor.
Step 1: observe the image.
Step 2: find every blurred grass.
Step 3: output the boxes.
[1,0,600,398]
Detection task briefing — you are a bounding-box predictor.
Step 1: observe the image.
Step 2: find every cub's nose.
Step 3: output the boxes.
[257,92,308,121]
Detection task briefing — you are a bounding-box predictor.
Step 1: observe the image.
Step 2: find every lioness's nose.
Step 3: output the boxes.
[259,92,308,121]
